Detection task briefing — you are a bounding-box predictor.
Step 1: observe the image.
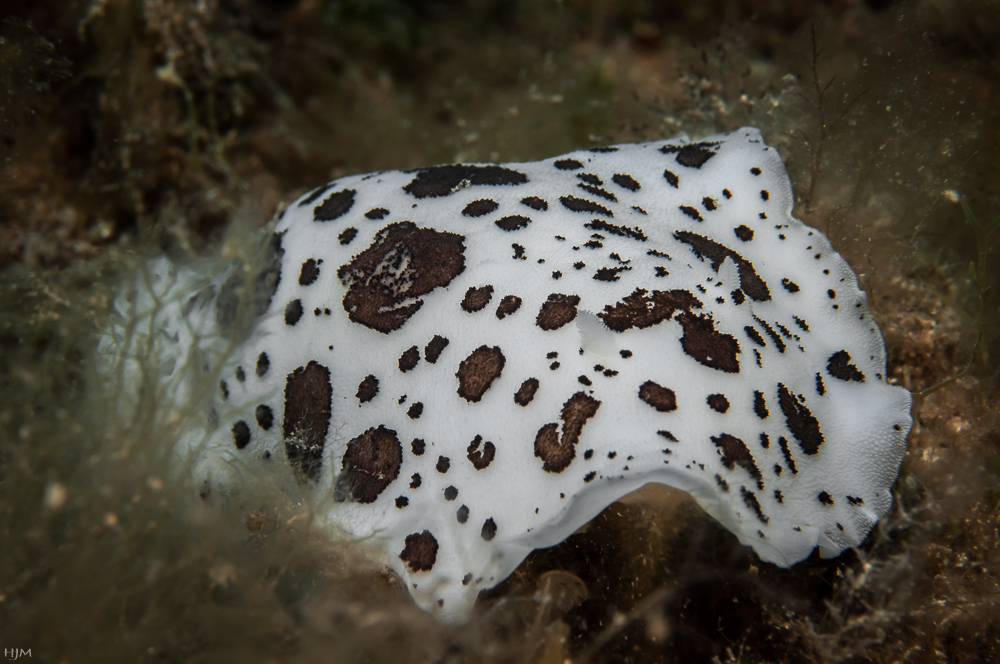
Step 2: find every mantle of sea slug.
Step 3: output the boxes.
[163,127,911,621]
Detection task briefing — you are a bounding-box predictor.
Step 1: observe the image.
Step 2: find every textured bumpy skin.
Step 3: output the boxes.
[113,128,912,621]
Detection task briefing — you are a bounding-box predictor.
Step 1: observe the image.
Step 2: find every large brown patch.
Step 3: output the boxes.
[536,293,581,330]
[338,222,466,333]
[456,345,506,402]
[673,230,771,302]
[341,424,403,503]
[534,392,601,473]
[598,288,700,332]
[399,531,439,572]
[283,361,333,482]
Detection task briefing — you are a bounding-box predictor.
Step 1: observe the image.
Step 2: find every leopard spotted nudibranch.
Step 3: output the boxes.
[103,128,911,622]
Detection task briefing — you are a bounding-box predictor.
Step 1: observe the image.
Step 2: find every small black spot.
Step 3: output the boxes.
[463,199,499,217]
[255,405,273,430]
[815,372,826,395]
[702,196,717,211]
[256,352,270,378]
[481,518,497,541]
[578,375,592,386]
[338,228,358,245]
[620,350,633,358]
[661,142,719,168]
[425,335,450,363]
[781,278,800,293]
[778,436,798,474]
[411,439,425,456]
[444,486,458,501]
[365,207,389,220]
[577,173,602,185]
[593,266,631,281]
[828,289,837,299]
[521,196,548,211]
[403,164,528,198]
[612,173,641,191]
[299,259,320,285]
[753,391,768,419]
[512,243,526,260]
[732,289,746,305]
[760,190,770,201]
[722,189,732,199]
[356,375,379,403]
[741,487,768,524]
[732,226,753,243]
[679,205,703,221]
[759,433,770,449]
[707,393,730,413]
[584,219,646,241]
[410,473,422,489]
[457,505,469,524]
[818,491,835,506]
[284,299,303,326]
[827,350,866,382]
[560,196,613,218]
[552,271,562,280]
[407,402,424,419]
[777,383,824,455]
[461,285,494,312]
[584,471,596,482]
[232,421,251,449]
[235,366,245,383]
[395,496,409,508]
[663,169,679,187]
[554,159,583,170]
[436,456,450,473]
[220,380,229,400]
[399,346,420,372]
[496,295,522,319]
[495,215,531,231]
[314,189,356,222]
[578,183,617,202]
[750,167,762,175]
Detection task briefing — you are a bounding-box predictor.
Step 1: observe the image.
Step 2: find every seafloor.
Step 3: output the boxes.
[1,1,998,662]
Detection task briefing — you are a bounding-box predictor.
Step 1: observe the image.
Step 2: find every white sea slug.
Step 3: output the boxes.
[103,127,912,622]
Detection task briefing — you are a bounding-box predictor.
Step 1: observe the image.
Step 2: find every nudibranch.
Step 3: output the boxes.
[104,128,911,621]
